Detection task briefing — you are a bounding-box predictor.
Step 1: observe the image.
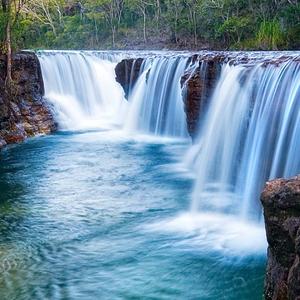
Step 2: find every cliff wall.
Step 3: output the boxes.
[0,52,56,148]
[261,176,300,300]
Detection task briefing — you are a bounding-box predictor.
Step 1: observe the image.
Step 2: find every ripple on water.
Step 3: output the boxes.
[0,132,266,299]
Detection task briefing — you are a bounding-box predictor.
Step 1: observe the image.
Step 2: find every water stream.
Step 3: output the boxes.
[0,131,265,299]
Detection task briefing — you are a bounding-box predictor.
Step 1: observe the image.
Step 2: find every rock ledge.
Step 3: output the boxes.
[261,175,300,300]
[0,52,56,148]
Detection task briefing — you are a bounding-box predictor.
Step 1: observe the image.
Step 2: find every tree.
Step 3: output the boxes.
[1,0,26,87]
[218,16,251,46]
[165,0,183,44]
[22,0,64,37]
[126,0,152,42]
[186,0,200,46]
[86,0,124,47]
[0,0,299,54]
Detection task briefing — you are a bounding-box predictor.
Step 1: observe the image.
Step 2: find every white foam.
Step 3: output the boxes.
[38,52,127,131]
[146,212,267,256]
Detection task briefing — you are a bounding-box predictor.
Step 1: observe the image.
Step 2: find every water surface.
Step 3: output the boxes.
[0,130,265,299]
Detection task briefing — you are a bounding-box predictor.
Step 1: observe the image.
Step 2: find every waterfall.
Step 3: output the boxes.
[188,58,300,221]
[37,51,127,130]
[35,50,300,254]
[38,51,193,138]
[124,56,194,137]
[37,50,299,222]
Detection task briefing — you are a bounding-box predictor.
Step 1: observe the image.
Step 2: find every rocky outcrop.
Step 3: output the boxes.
[180,56,224,138]
[115,58,143,99]
[115,55,223,138]
[261,175,300,300]
[0,52,56,148]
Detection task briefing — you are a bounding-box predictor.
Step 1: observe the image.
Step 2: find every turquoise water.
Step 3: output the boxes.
[0,130,266,299]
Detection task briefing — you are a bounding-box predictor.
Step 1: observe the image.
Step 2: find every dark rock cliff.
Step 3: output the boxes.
[180,55,224,138]
[115,54,224,138]
[261,175,300,300]
[0,52,56,148]
[115,58,144,99]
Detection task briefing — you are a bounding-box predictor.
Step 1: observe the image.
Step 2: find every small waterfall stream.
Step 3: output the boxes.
[124,56,194,137]
[38,51,194,138]
[37,51,127,130]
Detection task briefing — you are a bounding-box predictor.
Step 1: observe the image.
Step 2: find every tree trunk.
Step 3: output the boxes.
[94,18,99,44]
[112,26,115,48]
[175,8,178,44]
[155,0,160,31]
[193,12,197,46]
[5,3,12,89]
[143,10,146,42]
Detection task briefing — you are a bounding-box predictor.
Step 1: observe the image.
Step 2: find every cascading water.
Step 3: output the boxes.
[37,50,299,223]
[38,51,194,138]
[124,55,195,137]
[4,50,300,299]
[37,50,299,222]
[187,57,300,221]
[37,51,127,130]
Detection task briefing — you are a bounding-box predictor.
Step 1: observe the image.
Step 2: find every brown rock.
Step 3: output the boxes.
[261,175,300,300]
[180,56,224,138]
[0,52,56,149]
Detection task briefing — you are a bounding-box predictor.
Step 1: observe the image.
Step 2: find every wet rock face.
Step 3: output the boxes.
[115,55,223,138]
[180,57,223,138]
[0,52,56,148]
[115,53,292,139]
[115,58,143,99]
[261,175,300,300]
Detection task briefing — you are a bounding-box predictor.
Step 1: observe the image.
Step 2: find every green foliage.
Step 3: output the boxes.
[218,16,252,46]
[0,0,299,50]
[256,20,285,50]
[281,3,300,49]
